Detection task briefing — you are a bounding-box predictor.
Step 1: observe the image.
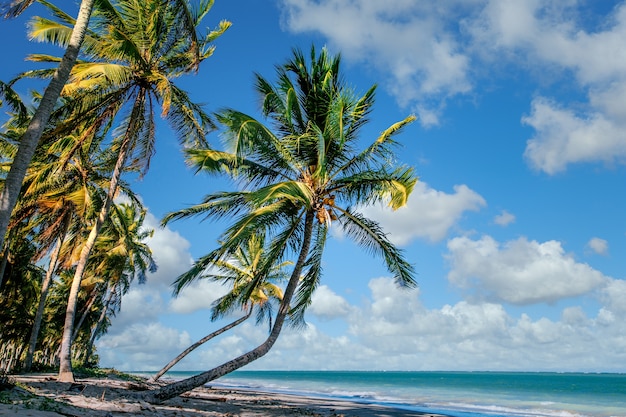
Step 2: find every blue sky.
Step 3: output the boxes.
[2,0,626,373]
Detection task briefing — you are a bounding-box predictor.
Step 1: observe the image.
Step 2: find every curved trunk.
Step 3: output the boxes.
[57,136,131,383]
[24,233,64,371]
[149,309,253,383]
[142,211,315,403]
[0,0,95,251]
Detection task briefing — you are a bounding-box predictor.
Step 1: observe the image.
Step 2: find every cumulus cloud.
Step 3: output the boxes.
[280,0,474,126]
[99,274,626,372]
[522,98,626,174]
[445,235,609,304]
[142,212,194,288]
[168,279,230,314]
[282,0,626,171]
[586,237,609,256]
[361,182,486,245]
[473,1,626,173]
[309,285,353,319]
[264,277,626,372]
[99,214,196,330]
[98,322,192,371]
[97,210,202,367]
[600,279,626,314]
[494,210,515,226]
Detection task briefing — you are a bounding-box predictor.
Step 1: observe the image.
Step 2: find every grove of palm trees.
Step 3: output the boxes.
[0,0,417,403]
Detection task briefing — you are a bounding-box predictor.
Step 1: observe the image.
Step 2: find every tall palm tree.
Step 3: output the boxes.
[0,0,96,252]
[19,0,229,382]
[143,46,417,402]
[149,234,287,382]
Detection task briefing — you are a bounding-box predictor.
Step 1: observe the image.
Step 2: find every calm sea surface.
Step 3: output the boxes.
[132,370,626,417]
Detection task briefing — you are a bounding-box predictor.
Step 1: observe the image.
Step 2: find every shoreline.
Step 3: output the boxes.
[1,373,448,417]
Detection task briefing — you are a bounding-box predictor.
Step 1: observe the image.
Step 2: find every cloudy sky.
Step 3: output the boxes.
[2,0,626,373]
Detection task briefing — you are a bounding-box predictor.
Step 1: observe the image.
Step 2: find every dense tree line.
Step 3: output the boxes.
[0,0,417,403]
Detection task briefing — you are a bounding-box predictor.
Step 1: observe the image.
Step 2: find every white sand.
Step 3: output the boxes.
[1,373,446,417]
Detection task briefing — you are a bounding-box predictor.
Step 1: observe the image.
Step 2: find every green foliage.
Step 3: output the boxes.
[165,45,418,328]
[73,366,143,382]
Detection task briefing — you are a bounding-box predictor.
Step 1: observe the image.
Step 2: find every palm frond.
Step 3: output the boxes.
[290,224,327,326]
[2,0,35,18]
[0,81,28,123]
[339,208,416,288]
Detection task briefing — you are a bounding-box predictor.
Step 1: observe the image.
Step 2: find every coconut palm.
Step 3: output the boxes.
[149,234,287,382]
[18,0,229,382]
[0,232,45,372]
[12,111,133,371]
[79,201,157,364]
[143,46,417,402]
[0,0,96,252]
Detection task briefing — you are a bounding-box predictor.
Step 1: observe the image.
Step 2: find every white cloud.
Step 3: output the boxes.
[282,0,626,171]
[168,279,230,314]
[446,235,609,304]
[494,210,515,226]
[98,322,191,371]
[143,213,194,288]
[361,182,486,244]
[473,1,626,173]
[99,274,626,372]
[273,277,626,372]
[280,0,474,126]
[586,237,609,256]
[101,213,196,327]
[601,279,626,314]
[309,285,353,319]
[522,98,626,174]
[109,287,166,329]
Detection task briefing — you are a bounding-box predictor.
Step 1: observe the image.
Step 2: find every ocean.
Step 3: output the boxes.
[132,370,626,417]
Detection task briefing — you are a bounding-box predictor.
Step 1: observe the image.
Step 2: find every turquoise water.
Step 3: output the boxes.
[133,371,626,417]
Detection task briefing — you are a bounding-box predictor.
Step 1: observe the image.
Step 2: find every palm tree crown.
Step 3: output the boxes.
[166,46,417,322]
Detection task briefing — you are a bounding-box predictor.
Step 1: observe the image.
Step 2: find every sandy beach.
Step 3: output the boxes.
[0,373,445,417]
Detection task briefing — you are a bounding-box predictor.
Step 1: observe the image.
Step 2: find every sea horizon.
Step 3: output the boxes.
[128,370,626,417]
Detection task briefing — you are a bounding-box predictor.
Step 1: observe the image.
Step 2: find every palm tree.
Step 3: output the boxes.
[80,201,157,364]
[149,234,287,382]
[14,123,110,371]
[17,0,229,382]
[0,231,45,372]
[0,0,96,252]
[143,46,417,402]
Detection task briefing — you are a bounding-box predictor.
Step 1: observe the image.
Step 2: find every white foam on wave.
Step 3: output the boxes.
[429,400,590,417]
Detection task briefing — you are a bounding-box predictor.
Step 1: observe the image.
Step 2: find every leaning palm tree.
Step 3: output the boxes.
[143,46,417,402]
[149,234,287,382]
[19,0,229,382]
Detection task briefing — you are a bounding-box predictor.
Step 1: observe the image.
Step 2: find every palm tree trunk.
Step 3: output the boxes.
[24,233,64,371]
[0,245,8,290]
[57,135,132,383]
[149,309,253,383]
[142,211,315,403]
[70,286,99,343]
[84,282,117,363]
[0,0,95,251]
